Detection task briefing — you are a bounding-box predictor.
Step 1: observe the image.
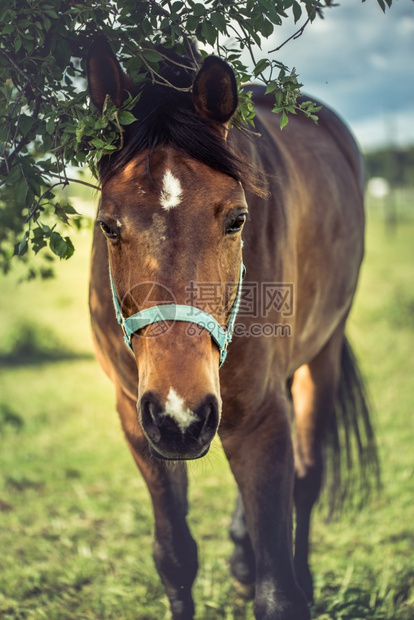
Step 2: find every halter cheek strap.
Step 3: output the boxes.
[109,260,244,368]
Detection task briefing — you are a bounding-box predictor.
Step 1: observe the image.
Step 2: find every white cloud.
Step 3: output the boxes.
[238,0,414,150]
[368,53,389,71]
[351,107,414,150]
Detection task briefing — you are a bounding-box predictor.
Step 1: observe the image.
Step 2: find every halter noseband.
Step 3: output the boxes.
[109,260,244,367]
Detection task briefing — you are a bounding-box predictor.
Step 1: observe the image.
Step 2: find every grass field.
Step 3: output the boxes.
[0,198,413,620]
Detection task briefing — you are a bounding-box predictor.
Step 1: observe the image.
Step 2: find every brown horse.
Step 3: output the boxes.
[86,36,378,620]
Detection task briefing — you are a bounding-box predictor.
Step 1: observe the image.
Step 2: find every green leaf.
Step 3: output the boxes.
[253,58,270,77]
[141,49,163,63]
[40,223,52,235]
[32,227,45,238]
[49,232,74,259]
[55,205,70,225]
[14,36,22,53]
[14,230,29,256]
[19,115,34,137]
[46,118,56,134]
[0,7,10,22]
[261,18,274,38]
[201,21,217,46]
[27,176,41,197]
[186,15,200,31]
[2,24,15,34]
[91,138,106,148]
[117,110,136,126]
[244,22,261,47]
[23,38,34,53]
[6,166,22,186]
[265,82,278,95]
[63,205,79,215]
[63,237,75,259]
[280,111,289,129]
[210,12,227,32]
[193,3,207,17]
[32,237,47,254]
[14,180,28,206]
[292,1,302,23]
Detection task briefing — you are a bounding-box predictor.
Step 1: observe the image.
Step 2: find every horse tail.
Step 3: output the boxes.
[324,337,381,516]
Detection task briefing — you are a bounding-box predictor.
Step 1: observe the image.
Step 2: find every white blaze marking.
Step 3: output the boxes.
[164,387,196,433]
[160,169,182,210]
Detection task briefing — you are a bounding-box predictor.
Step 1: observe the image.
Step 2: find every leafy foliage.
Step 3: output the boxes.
[0,0,393,275]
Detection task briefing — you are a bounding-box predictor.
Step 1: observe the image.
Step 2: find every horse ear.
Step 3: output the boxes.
[87,35,137,112]
[192,56,238,128]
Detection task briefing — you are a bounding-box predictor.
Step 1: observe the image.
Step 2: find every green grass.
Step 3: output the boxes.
[0,203,413,619]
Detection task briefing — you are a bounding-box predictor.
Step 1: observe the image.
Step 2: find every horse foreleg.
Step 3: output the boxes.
[291,326,344,603]
[222,394,310,620]
[116,387,198,620]
[229,493,255,598]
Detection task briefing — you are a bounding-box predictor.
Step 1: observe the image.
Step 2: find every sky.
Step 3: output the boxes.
[245,0,414,152]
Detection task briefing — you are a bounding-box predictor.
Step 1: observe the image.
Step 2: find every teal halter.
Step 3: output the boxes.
[109,260,244,367]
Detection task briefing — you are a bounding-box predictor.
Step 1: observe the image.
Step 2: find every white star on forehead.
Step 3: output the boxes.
[160,169,183,210]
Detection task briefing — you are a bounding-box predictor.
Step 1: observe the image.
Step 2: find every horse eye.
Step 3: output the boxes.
[99,221,118,240]
[226,213,247,235]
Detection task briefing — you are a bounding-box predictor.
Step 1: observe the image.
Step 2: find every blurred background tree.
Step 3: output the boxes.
[365,146,414,188]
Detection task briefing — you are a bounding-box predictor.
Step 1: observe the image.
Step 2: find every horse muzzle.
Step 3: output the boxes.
[139,391,220,460]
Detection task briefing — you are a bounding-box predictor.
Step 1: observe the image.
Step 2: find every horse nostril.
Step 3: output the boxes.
[197,396,219,446]
[149,402,161,425]
[140,393,163,443]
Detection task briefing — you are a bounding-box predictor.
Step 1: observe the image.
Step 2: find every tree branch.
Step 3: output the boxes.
[45,172,100,191]
[0,48,54,103]
[24,181,67,224]
[267,4,335,54]
[0,97,42,179]
[24,173,100,224]
[268,17,312,54]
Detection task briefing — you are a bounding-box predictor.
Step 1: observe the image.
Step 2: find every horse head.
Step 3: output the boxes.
[87,37,248,460]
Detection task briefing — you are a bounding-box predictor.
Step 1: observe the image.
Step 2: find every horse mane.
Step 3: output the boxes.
[97,49,267,197]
